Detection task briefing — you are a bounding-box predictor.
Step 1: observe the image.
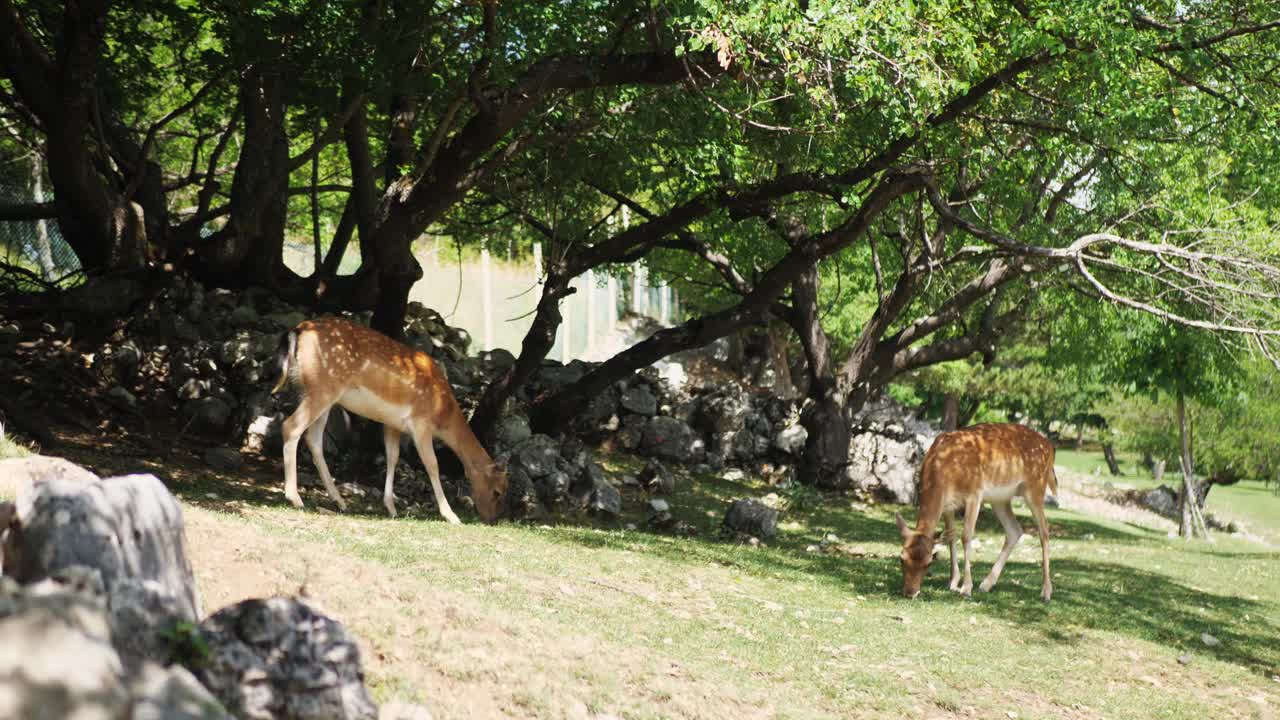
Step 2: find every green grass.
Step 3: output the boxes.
[0,425,33,459]
[161,453,1280,720]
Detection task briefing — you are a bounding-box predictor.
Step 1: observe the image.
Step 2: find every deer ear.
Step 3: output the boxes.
[894,512,911,540]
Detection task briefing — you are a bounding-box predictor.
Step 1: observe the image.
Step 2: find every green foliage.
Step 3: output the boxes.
[161,619,213,671]
[1104,358,1280,484]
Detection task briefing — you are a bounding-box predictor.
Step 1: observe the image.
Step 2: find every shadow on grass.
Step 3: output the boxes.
[939,557,1280,675]
[96,438,1279,676]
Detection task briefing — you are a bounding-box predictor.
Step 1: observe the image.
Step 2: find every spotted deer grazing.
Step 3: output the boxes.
[271,316,508,523]
[896,423,1057,601]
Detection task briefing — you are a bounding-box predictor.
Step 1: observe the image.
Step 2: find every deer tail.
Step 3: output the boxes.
[270,329,298,395]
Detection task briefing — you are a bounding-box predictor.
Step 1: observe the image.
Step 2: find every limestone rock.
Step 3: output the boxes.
[196,597,377,720]
[640,417,705,464]
[5,469,203,623]
[722,499,778,541]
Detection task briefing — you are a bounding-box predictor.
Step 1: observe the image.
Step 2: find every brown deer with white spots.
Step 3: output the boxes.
[271,317,507,523]
[895,423,1057,601]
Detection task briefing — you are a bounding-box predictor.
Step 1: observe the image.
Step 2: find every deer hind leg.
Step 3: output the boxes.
[382,426,402,518]
[1028,496,1053,602]
[303,409,347,512]
[979,500,1023,593]
[960,497,981,596]
[281,395,337,510]
[411,427,461,525]
[945,511,962,592]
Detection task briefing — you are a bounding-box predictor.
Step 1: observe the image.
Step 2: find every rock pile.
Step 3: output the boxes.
[0,456,418,720]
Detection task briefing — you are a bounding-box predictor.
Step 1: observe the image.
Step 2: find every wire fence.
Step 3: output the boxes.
[0,186,81,291]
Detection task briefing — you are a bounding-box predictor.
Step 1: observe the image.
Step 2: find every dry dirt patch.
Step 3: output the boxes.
[183,505,781,720]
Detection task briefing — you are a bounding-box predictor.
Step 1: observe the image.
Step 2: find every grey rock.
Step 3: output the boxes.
[265,311,307,332]
[229,305,259,328]
[130,662,230,720]
[693,391,750,435]
[619,385,658,416]
[1138,486,1179,518]
[615,414,646,451]
[648,498,670,514]
[538,471,572,507]
[108,578,191,674]
[243,415,282,456]
[773,423,810,456]
[573,462,607,500]
[509,434,561,478]
[722,498,778,540]
[185,396,233,434]
[5,469,203,623]
[559,435,589,472]
[0,579,129,720]
[588,481,622,518]
[109,386,139,409]
[477,348,516,373]
[196,597,376,720]
[845,430,925,505]
[204,448,244,473]
[503,466,543,520]
[490,415,532,451]
[640,416,705,464]
[574,386,620,436]
[638,460,676,495]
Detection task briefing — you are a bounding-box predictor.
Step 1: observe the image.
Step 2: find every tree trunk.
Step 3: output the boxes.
[29,153,55,279]
[790,265,851,488]
[470,273,571,439]
[764,321,799,399]
[1152,459,1166,485]
[942,394,960,431]
[196,68,290,286]
[1102,444,1121,476]
[1176,388,1197,538]
[367,210,422,339]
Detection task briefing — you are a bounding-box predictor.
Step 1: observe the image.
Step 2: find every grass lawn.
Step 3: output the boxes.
[6,443,1279,719]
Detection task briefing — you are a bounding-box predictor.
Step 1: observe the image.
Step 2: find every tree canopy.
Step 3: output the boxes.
[3,0,1280,488]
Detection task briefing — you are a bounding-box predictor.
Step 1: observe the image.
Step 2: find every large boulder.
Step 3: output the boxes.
[640,416,706,464]
[2,460,203,624]
[619,385,658,417]
[772,424,808,457]
[196,597,377,720]
[845,430,924,505]
[722,499,778,541]
[0,575,129,720]
[0,575,229,720]
[508,434,561,478]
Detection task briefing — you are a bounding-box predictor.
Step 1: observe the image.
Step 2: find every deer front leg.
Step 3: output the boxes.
[960,498,981,597]
[979,501,1022,593]
[382,425,402,518]
[304,409,347,512]
[944,511,962,592]
[411,428,461,525]
[281,396,335,510]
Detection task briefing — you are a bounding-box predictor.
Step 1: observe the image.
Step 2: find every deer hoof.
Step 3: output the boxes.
[443,511,462,525]
[285,491,304,510]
